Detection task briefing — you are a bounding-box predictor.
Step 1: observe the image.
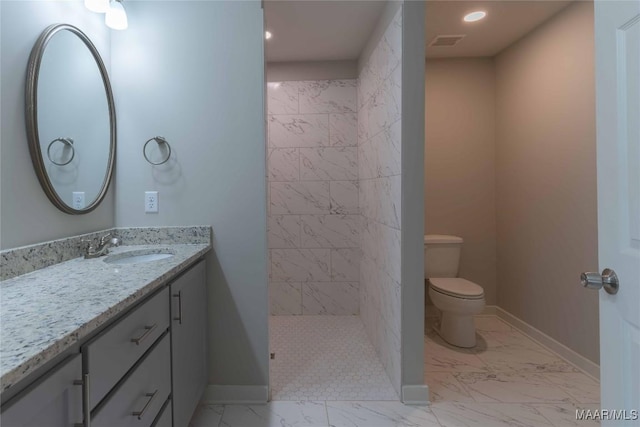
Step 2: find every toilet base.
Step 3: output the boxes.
[436,313,477,348]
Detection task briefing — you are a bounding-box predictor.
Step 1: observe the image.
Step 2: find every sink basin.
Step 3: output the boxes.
[104,249,175,265]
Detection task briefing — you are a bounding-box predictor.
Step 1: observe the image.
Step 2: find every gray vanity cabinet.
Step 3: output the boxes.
[170,260,208,427]
[1,355,83,427]
[91,334,171,427]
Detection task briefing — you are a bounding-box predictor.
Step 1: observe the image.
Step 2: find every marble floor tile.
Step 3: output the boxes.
[455,372,576,404]
[424,334,490,373]
[326,401,441,427]
[541,373,601,404]
[425,372,475,403]
[430,402,553,427]
[474,316,513,332]
[473,331,579,374]
[532,403,601,427]
[219,401,328,427]
[189,404,224,427]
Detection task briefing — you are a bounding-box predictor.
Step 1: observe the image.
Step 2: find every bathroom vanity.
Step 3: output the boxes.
[0,228,211,427]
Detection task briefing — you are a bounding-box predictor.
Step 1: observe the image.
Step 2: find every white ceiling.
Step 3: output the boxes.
[425,1,572,58]
[264,0,386,62]
[264,0,573,63]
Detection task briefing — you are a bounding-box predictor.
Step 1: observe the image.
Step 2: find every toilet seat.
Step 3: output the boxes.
[429,278,484,300]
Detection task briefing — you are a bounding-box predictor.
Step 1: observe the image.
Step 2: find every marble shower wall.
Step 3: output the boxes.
[267,80,360,315]
[357,7,403,395]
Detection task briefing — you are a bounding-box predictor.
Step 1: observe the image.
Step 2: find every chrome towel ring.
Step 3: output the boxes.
[143,136,171,165]
[46,137,75,166]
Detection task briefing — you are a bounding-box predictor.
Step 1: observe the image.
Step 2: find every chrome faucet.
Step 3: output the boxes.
[83,233,121,259]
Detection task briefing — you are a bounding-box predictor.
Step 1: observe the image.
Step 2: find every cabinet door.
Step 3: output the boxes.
[171,260,208,427]
[1,354,83,427]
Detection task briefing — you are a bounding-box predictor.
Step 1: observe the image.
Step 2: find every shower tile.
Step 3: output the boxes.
[269,316,397,401]
[271,248,331,282]
[331,248,360,282]
[268,215,301,249]
[302,283,359,315]
[430,402,554,427]
[267,81,299,115]
[329,113,357,147]
[299,147,358,181]
[298,80,356,114]
[268,148,299,182]
[329,181,358,215]
[270,282,302,315]
[269,114,329,148]
[270,182,331,214]
[455,372,575,404]
[300,215,360,248]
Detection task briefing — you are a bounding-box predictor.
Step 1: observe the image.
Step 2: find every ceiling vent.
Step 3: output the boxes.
[429,35,466,47]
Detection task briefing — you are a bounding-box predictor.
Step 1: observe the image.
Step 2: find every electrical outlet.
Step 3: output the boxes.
[145,191,158,213]
[72,192,85,209]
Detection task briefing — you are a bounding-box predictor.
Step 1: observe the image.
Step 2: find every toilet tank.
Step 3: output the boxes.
[424,235,463,278]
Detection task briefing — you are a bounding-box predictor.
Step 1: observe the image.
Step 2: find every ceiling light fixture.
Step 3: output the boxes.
[265,31,272,40]
[105,0,128,30]
[463,11,487,23]
[84,0,110,13]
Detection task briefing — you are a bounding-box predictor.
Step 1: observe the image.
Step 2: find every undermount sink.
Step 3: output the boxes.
[104,249,175,265]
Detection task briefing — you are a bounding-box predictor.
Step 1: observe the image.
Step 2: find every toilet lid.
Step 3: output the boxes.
[430,278,484,299]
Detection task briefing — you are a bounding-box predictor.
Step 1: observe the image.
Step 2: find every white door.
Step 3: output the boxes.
[593,0,640,423]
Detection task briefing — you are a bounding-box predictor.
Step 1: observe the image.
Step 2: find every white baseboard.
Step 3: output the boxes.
[402,384,429,405]
[495,307,600,381]
[203,385,269,404]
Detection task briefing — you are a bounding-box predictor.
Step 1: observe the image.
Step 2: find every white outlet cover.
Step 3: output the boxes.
[145,191,158,213]
[72,192,85,209]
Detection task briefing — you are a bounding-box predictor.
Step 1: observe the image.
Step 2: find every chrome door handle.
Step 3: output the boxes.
[132,389,158,420]
[173,292,183,324]
[581,268,619,295]
[130,324,157,345]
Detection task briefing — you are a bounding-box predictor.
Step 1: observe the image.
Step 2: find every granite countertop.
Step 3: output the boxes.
[0,243,210,393]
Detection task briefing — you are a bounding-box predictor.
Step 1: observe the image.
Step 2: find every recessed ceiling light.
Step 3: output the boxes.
[265,31,272,40]
[463,11,487,23]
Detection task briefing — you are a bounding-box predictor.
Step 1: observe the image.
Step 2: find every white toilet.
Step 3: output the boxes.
[424,235,485,348]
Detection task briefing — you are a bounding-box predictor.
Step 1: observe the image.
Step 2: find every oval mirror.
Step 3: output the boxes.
[26,24,115,214]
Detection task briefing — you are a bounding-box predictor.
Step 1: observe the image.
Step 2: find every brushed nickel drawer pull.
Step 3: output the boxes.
[173,292,183,324]
[73,373,90,427]
[132,389,158,420]
[130,324,157,345]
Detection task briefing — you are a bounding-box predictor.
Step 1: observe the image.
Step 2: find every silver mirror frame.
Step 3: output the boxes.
[25,23,116,215]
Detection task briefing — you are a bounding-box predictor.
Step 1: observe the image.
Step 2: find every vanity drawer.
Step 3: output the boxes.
[92,333,171,427]
[85,286,169,407]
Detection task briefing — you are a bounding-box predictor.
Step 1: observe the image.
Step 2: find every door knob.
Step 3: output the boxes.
[581,268,619,295]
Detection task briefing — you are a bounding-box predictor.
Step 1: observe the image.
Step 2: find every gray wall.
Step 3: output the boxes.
[267,60,357,82]
[400,0,426,403]
[425,58,497,305]
[0,1,114,249]
[495,1,599,363]
[111,0,269,397]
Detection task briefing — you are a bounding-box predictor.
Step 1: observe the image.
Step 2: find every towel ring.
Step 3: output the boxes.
[143,136,172,165]
[46,137,75,166]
